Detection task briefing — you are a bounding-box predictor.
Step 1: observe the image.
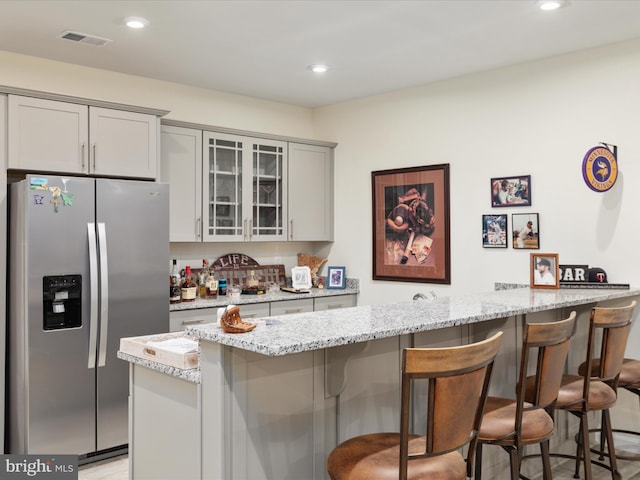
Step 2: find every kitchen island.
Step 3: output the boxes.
[119,286,640,480]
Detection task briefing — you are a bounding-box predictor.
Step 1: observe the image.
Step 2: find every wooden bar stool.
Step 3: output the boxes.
[326,332,503,480]
[475,312,576,480]
[579,357,640,461]
[528,301,636,480]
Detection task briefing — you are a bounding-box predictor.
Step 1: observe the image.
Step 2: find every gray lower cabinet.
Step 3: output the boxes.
[269,298,314,316]
[314,295,356,311]
[129,365,200,480]
[169,295,356,332]
[170,302,270,332]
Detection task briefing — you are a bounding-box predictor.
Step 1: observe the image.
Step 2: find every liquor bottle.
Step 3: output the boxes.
[169,259,181,304]
[246,270,259,288]
[181,265,197,302]
[199,259,209,299]
[205,265,218,298]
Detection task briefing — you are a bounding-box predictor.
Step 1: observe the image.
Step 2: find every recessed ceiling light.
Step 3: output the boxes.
[123,16,149,29]
[309,64,329,74]
[536,0,567,11]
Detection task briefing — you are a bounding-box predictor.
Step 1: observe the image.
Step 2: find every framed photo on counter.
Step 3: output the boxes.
[372,164,450,284]
[327,266,346,289]
[530,253,559,289]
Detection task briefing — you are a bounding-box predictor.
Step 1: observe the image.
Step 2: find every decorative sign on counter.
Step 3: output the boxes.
[559,264,630,289]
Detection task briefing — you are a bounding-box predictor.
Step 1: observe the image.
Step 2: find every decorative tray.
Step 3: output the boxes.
[119,332,199,370]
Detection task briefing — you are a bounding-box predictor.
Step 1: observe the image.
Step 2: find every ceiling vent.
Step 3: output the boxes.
[58,30,112,47]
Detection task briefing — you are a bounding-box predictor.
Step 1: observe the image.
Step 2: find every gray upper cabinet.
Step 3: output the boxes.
[8,95,158,179]
[161,123,334,243]
[202,131,287,242]
[288,143,334,241]
[160,125,202,242]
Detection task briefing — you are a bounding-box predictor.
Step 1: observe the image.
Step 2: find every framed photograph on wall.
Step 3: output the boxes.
[491,175,531,207]
[530,253,560,289]
[372,164,450,284]
[482,214,508,248]
[327,266,346,289]
[512,213,539,249]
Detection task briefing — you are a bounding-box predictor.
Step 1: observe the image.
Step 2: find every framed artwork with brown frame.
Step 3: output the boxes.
[530,253,560,289]
[372,164,450,284]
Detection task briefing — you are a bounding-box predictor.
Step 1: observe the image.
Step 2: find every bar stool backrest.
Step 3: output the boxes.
[584,301,636,396]
[399,331,503,476]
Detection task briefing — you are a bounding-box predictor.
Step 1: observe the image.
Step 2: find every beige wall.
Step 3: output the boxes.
[2,41,639,352]
[313,38,640,305]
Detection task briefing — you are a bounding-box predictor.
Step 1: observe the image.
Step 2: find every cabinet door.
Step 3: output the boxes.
[161,125,202,242]
[202,132,287,242]
[89,107,157,179]
[8,95,88,173]
[250,138,287,241]
[288,143,333,241]
[202,132,245,242]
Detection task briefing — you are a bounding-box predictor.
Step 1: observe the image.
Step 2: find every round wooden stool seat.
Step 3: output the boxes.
[327,433,466,480]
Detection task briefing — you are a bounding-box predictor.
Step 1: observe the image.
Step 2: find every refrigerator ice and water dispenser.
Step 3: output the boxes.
[42,274,82,330]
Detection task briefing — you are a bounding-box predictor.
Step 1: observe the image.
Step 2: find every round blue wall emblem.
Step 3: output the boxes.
[582,146,617,192]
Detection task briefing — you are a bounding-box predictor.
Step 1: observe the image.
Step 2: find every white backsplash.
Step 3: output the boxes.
[169,241,334,277]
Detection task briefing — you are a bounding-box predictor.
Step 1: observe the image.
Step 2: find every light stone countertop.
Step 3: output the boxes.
[120,285,640,382]
[117,350,201,383]
[169,278,359,311]
[186,286,640,357]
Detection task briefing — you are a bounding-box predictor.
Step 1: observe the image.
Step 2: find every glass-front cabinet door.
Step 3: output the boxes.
[202,132,287,242]
[252,141,286,240]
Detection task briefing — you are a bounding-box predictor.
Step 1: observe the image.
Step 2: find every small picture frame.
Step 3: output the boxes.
[512,213,539,249]
[291,266,312,290]
[491,175,531,207]
[327,266,346,289]
[482,214,508,248]
[530,253,560,289]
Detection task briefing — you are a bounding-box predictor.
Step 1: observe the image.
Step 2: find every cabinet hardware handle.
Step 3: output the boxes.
[244,314,257,318]
[92,143,97,171]
[81,143,86,170]
[285,308,302,314]
[290,220,293,240]
[327,304,343,309]
[249,218,253,240]
[243,219,248,241]
[196,217,201,238]
[181,319,204,325]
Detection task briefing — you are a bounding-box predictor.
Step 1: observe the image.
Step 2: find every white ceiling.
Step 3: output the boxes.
[1,0,640,108]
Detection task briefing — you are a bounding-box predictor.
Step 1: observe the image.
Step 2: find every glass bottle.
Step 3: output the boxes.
[246,270,259,289]
[205,265,218,298]
[199,259,209,299]
[181,265,197,302]
[169,259,181,304]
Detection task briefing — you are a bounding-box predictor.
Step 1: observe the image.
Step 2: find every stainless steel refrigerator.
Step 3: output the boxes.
[7,174,169,459]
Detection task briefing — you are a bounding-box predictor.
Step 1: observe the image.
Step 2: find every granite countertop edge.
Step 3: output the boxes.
[186,286,640,357]
[121,285,640,381]
[117,351,201,384]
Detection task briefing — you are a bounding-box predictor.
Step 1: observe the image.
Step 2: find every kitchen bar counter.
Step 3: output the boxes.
[123,286,640,480]
[186,285,640,356]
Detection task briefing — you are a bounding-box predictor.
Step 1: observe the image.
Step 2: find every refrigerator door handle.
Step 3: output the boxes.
[97,223,109,367]
[87,223,99,369]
